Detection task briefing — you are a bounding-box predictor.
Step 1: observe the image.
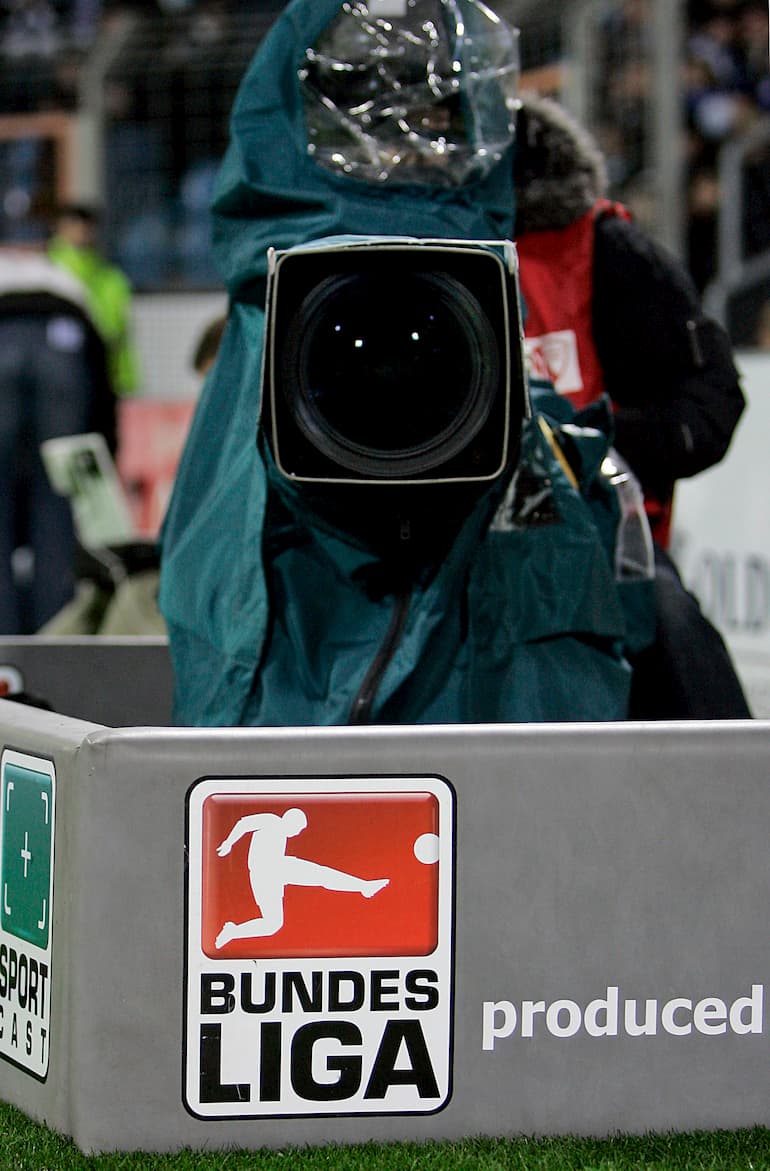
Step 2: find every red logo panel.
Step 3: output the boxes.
[201,791,440,959]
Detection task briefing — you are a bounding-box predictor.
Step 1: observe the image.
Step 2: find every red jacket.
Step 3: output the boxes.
[517,202,673,546]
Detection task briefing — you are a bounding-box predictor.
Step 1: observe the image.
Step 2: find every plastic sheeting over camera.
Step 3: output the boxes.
[301,0,520,187]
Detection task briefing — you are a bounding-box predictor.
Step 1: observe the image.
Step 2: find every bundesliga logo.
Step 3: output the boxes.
[184,775,455,1119]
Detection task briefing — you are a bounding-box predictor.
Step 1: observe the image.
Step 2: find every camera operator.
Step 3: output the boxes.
[159,0,649,727]
[513,92,750,719]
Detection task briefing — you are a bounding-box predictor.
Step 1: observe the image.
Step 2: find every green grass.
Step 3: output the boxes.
[3,1106,770,1171]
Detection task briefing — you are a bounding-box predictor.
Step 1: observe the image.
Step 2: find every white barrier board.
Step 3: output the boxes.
[672,350,770,717]
[0,700,768,1154]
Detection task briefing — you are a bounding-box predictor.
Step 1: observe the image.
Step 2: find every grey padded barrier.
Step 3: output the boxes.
[0,637,174,726]
[0,689,767,1154]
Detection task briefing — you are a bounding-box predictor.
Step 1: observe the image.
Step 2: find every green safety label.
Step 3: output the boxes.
[0,749,55,1079]
[1,762,53,948]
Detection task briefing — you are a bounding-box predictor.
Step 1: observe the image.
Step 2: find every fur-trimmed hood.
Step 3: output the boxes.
[514,93,608,233]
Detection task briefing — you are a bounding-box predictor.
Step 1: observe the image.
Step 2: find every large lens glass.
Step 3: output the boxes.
[283,270,499,478]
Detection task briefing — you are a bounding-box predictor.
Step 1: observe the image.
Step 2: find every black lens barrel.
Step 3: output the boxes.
[265,243,521,485]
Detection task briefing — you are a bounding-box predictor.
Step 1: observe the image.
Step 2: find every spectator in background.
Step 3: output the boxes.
[735,0,770,103]
[0,0,60,58]
[593,0,651,207]
[48,203,141,449]
[0,246,112,632]
[683,0,770,292]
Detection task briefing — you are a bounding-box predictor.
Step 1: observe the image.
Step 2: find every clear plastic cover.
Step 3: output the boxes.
[601,451,656,583]
[300,0,520,187]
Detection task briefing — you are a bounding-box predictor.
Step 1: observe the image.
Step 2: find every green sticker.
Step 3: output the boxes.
[1,763,53,948]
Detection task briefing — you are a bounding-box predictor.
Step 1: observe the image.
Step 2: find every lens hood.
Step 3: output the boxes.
[262,237,527,488]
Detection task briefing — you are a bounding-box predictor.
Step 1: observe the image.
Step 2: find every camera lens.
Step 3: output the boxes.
[280,269,500,478]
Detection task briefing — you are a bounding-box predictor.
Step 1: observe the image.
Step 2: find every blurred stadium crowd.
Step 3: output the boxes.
[0,0,769,340]
[588,0,770,300]
[684,0,770,293]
